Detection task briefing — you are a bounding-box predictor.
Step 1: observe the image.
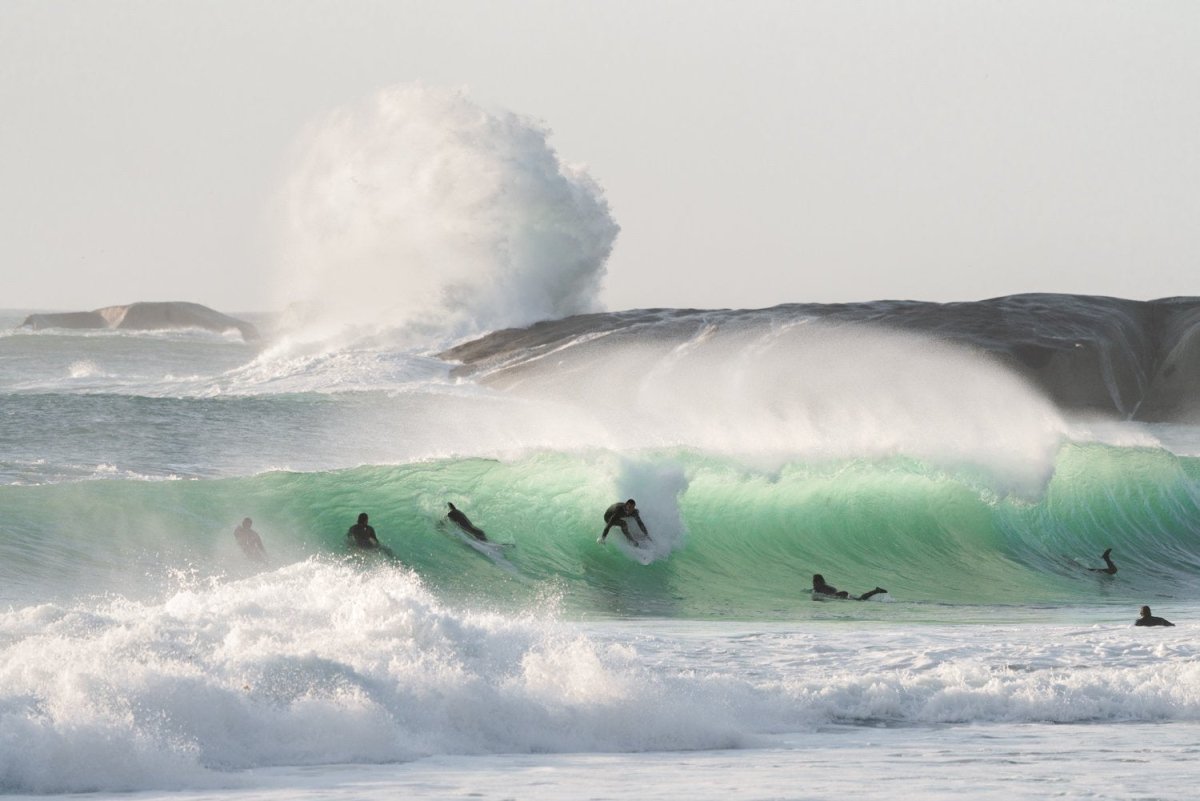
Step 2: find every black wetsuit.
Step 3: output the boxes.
[813,579,886,601]
[234,524,267,563]
[602,503,647,544]
[813,580,850,599]
[347,522,379,549]
[1136,614,1174,627]
[447,504,487,541]
[1089,548,1117,574]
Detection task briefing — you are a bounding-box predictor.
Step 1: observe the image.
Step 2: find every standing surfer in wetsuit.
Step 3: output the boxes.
[811,574,887,601]
[1088,548,1117,574]
[446,502,487,542]
[600,499,650,546]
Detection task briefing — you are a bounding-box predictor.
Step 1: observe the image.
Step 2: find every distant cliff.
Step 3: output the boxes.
[441,293,1200,423]
[21,302,259,342]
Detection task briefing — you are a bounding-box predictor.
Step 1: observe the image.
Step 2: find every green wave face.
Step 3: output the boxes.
[3,443,1200,617]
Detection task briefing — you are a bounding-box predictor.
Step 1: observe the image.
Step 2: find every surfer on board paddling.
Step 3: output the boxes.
[1135,605,1174,627]
[811,574,887,601]
[233,517,268,564]
[446,502,488,542]
[346,512,379,548]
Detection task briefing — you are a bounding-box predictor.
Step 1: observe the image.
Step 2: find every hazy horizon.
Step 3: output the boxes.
[7,288,1200,320]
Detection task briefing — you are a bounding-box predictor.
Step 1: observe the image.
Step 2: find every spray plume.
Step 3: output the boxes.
[274,84,619,346]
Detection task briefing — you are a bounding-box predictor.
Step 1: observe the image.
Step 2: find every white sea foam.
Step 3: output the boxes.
[214,342,454,396]
[2,560,1198,793]
[67,360,101,379]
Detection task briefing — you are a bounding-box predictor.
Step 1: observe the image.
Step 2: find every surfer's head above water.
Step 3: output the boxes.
[358,512,368,524]
[1136,605,1175,627]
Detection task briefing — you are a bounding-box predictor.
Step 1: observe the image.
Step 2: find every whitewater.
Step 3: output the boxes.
[4,86,1200,800]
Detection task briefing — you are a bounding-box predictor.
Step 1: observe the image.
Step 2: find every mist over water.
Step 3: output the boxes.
[476,321,1068,494]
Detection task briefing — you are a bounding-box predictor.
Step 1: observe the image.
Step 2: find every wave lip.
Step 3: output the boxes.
[443,293,1200,423]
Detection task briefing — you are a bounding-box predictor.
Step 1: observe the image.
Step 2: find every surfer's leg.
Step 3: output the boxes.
[600,512,616,543]
[858,587,887,601]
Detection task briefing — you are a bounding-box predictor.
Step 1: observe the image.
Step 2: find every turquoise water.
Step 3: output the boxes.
[4,443,1198,615]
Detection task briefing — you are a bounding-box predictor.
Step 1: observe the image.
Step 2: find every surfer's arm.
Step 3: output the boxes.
[634,512,649,537]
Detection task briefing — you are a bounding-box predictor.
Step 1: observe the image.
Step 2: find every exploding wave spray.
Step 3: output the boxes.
[273,84,619,345]
[470,320,1069,494]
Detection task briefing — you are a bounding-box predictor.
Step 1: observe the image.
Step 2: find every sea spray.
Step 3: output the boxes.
[613,457,690,561]
[273,84,619,346]
[479,320,1067,494]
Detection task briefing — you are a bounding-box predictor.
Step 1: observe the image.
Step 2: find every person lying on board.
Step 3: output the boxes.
[811,573,887,601]
[346,512,398,557]
[1135,605,1174,627]
[346,512,378,548]
[600,498,650,547]
[1087,548,1117,574]
[446,502,487,542]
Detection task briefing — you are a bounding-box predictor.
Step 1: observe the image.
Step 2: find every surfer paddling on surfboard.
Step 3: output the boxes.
[812,573,887,601]
[1135,605,1174,627]
[446,502,487,542]
[347,512,379,549]
[233,517,268,565]
[600,499,650,547]
[346,512,396,557]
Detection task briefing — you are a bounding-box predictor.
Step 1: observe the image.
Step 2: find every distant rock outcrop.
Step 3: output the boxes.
[21,302,259,342]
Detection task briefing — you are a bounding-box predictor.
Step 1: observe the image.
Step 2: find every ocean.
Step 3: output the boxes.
[2,297,1199,800]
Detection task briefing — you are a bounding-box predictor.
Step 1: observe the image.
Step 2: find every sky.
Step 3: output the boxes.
[2,0,1198,314]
